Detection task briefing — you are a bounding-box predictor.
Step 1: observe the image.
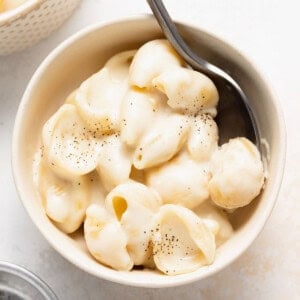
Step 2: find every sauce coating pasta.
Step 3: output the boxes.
[0,0,27,13]
[34,40,265,275]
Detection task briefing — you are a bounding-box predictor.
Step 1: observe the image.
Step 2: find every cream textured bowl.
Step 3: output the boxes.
[12,15,286,287]
[0,0,81,55]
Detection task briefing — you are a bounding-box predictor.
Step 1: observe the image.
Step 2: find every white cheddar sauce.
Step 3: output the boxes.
[34,40,264,275]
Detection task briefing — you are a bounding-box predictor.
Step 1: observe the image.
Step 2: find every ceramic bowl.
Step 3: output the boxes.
[0,0,81,55]
[12,15,286,287]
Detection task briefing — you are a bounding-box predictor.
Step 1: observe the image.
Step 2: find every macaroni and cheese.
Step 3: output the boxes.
[34,39,265,275]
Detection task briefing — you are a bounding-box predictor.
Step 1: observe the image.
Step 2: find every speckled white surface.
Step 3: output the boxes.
[0,0,299,299]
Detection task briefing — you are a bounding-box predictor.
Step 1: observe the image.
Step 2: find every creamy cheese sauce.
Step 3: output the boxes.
[34,39,265,275]
[0,0,27,13]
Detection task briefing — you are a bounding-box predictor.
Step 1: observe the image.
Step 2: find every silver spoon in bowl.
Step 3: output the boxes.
[147,0,260,146]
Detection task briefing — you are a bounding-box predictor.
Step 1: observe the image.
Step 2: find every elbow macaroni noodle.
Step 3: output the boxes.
[34,39,265,275]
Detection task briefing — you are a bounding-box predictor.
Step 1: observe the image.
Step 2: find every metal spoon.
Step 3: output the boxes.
[147,0,259,146]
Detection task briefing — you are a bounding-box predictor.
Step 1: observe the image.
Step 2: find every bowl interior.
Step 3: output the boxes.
[13,16,285,287]
[0,0,39,24]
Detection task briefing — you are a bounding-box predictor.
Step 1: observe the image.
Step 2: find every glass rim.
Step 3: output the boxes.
[0,261,58,300]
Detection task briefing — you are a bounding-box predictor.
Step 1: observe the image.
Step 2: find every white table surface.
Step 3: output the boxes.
[0,0,299,299]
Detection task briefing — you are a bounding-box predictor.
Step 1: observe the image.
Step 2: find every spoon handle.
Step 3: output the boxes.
[147,0,254,101]
[147,0,261,148]
[146,0,228,80]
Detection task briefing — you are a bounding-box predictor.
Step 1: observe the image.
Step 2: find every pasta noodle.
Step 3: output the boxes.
[209,138,264,209]
[34,40,265,275]
[146,154,210,209]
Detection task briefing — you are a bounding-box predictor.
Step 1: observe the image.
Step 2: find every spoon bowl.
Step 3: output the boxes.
[147,0,259,146]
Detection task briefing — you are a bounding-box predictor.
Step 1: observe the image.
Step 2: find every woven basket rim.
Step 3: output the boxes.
[0,0,47,26]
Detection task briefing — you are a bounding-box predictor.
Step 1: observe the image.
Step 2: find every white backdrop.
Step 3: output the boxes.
[0,0,299,299]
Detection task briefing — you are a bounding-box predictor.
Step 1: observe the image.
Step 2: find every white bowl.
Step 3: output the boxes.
[0,0,81,55]
[12,15,286,287]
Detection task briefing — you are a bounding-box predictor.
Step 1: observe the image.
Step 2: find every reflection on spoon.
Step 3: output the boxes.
[147,0,260,147]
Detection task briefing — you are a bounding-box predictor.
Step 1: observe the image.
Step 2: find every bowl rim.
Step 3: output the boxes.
[0,0,46,26]
[12,14,286,288]
[0,261,58,299]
